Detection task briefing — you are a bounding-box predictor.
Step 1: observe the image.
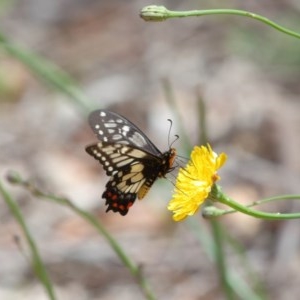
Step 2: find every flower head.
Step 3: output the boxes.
[140,5,169,22]
[168,144,227,221]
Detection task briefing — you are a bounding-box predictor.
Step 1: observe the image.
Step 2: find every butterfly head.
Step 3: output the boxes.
[158,147,177,177]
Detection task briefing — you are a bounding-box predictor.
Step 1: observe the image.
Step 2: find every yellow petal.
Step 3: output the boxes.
[168,144,227,221]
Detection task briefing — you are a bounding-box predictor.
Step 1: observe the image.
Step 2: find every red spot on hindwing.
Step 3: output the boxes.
[102,187,137,216]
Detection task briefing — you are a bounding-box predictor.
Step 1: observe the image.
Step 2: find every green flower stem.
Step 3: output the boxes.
[0,32,93,114]
[210,220,235,300]
[6,171,156,300]
[206,194,300,217]
[211,185,300,220]
[188,218,265,300]
[0,180,56,300]
[197,92,208,145]
[140,5,300,40]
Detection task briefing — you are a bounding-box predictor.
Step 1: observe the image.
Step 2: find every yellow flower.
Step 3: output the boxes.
[168,144,227,221]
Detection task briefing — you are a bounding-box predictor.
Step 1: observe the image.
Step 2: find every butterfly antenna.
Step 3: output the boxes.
[167,119,173,148]
[167,119,179,148]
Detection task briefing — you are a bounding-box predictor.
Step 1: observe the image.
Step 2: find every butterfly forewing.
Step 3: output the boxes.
[86,109,176,216]
[88,110,161,155]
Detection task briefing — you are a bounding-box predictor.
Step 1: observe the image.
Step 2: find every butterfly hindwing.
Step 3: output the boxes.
[102,162,148,215]
[86,109,176,215]
[86,142,136,176]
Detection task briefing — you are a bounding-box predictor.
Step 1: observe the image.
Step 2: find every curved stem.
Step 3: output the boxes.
[140,6,300,40]
[210,220,235,299]
[212,186,300,220]
[0,180,56,300]
[0,32,93,114]
[207,194,300,216]
[6,171,156,300]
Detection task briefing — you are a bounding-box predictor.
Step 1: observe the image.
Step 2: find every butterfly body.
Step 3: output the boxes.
[86,110,176,215]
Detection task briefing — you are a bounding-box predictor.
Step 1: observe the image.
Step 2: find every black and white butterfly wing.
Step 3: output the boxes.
[88,110,162,155]
[85,110,176,216]
[86,142,169,215]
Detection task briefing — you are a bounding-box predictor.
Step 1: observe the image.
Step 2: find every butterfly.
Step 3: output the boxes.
[85,109,177,216]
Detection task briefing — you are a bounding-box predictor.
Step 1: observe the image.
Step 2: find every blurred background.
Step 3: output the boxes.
[1,0,300,299]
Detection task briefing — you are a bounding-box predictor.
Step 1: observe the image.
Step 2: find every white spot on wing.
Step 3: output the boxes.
[116,158,133,167]
[112,156,127,163]
[112,134,122,140]
[103,145,116,152]
[129,132,147,147]
[104,123,117,128]
[129,149,147,158]
[120,147,129,154]
[100,111,106,117]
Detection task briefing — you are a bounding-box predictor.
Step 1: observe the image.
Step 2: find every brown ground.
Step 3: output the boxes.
[1,1,300,299]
